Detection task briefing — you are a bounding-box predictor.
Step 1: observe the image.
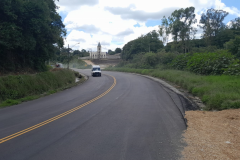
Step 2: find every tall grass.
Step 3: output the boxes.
[105,67,240,110]
[0,69,77,107]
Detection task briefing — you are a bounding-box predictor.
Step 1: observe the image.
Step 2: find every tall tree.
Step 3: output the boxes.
[145,30,164,52]
[198,8,228,46]
[158,16,171,45]
[0,0,66,72]
[230,17,240,30]
[169,7,197,53]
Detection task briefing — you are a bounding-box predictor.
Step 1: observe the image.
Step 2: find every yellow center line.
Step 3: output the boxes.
[0,74,116,144]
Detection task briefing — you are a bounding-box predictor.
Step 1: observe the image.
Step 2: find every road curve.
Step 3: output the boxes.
[0,69,186,160]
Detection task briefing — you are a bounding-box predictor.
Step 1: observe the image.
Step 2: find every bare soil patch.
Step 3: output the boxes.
[83,60,95,66]
[182,109,240,160]
[91,59,121,66]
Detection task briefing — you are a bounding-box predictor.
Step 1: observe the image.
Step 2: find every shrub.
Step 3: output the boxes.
[171,53,191,70]
[187,51,235,75]
[223,59,240,76]
[142,52,158,68]
[157,52,177,65]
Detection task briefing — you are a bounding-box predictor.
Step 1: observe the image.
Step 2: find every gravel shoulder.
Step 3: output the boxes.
[182,109,240,160]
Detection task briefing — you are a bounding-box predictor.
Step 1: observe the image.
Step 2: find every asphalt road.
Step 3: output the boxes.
[0,69,187,160]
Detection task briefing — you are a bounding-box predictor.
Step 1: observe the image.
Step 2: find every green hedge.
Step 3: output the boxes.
[187,51,234,75]
[170,51,238,75]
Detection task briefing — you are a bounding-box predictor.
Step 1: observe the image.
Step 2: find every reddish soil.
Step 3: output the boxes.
[182,109,240,160]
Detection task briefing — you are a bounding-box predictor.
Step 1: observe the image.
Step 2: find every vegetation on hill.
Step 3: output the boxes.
[121,7,240,61]
[107,7,240,110]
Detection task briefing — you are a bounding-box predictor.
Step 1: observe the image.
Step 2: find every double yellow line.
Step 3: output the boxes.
[0,75,116,144]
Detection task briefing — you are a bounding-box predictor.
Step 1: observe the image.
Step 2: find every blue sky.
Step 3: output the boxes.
[222,0,240,8]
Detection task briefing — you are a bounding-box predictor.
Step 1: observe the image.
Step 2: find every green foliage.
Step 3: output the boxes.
[0,0,66,73]
[156,51,177,65]
[142,52,158,67]
[0,69,76,103]
[190,45,218,53]
[171,53,191,70]
[223,59,240,76]
[108,49,116,55]
[115,48,122,53]
[224,36,240,58]
[168,7,197,53]
[122,30,164,60]
[72,49,89,57]
[158,16,171,45]
[199,8,228,46]
[187,51,234,75]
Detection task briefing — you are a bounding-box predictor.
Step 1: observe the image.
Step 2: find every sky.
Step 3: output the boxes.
[56,0,240,52]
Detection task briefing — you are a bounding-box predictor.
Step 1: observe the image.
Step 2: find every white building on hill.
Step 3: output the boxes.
[90,42,106,59]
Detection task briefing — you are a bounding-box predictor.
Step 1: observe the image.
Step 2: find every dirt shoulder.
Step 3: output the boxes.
[83,60,95,66]
[182,109,240,160]
[83,59,121,69]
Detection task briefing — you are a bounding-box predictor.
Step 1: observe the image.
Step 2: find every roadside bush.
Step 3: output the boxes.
[124,52,159,69]
[171,53,191,70]
[223,59,240,76]
[142,52,158,68]
[187,51,234,75]
[157,51,177,65]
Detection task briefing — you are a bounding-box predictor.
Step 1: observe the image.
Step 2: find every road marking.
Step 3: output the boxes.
[0,74,116,144]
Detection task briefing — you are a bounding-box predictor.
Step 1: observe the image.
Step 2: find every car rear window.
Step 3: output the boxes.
[92,68,100,71]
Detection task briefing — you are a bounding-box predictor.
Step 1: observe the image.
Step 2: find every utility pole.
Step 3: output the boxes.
[67,44,70,69]
[67,43,79,69]
[149,36,151,52]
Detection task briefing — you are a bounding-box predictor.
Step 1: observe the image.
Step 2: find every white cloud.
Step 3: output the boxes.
[56,0,240,51]
[214,0,240,16]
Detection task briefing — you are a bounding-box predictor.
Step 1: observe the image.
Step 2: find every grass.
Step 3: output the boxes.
[105,67,240,110]
[0,69,86,108]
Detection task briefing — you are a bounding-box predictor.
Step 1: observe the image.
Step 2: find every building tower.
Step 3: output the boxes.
[97,42,101,59]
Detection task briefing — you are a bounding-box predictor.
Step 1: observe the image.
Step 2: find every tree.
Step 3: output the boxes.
[0,0,66,72]
[115,48,122,53]
[81,49,86,53]
[145,30,164,52]
[224,36,240,59]
[169,7,197,53]
[158,16,171,45]
[73,50,81,56]
[199,8,228,46]
[121,30,163,60]
[108,49,115,55]
[230,17,240,30]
